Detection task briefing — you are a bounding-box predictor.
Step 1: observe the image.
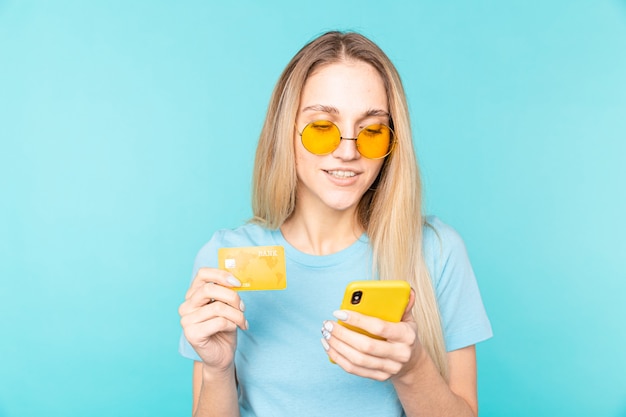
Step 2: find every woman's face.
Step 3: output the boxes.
[294,60,389,216]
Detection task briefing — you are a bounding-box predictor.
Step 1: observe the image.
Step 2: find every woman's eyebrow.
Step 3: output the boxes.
[301,104,339,114]
[301,104,390,118]
[365,108,390,118]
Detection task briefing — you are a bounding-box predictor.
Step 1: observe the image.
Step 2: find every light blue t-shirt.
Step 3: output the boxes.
[179,216,492,416]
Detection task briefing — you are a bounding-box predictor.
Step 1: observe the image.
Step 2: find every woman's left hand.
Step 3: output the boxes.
[321,289,424,382]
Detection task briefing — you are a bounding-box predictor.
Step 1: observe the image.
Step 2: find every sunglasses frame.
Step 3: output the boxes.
[298,120,395,160]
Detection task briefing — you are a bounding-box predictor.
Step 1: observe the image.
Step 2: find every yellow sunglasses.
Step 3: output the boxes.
[299,120,395,159]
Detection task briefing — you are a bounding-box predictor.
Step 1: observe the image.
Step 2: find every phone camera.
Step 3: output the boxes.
[350,290,363,305]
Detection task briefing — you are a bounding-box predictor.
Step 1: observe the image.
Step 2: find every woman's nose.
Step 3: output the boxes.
[332,130,360,160]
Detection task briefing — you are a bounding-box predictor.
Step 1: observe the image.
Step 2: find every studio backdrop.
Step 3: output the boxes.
[1,1,625,416]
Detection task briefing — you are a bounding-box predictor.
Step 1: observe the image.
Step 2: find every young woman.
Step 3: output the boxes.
[178,31,492,417]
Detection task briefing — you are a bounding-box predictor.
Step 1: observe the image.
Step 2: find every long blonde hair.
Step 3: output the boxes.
[251,31,448,379]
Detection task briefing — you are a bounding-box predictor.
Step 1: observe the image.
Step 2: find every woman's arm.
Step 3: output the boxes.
[322,293,479,417]
[179,268,247,417]
[392,346,478,417]
[192,361,240,417]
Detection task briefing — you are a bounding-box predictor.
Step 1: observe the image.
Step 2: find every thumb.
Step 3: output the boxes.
[401,288,416,322]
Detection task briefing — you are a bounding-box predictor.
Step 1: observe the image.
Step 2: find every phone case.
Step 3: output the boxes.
[338,280,411,340]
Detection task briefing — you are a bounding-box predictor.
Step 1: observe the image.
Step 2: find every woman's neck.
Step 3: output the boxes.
[280,206,364,256]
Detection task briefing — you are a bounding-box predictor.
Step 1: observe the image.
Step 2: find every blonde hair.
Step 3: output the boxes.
[251,31,448,379]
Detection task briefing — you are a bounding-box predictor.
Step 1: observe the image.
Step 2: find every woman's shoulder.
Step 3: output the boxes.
[193,223,275,268]
[213,222,272,243]
[422,215,473,282]
[422,215,477,289]
[200,222,273,250]
[423,215,466,255]
[423,216,493,349]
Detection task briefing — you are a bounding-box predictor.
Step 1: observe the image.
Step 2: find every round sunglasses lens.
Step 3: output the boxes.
[357,124,392,159]
[302,121,341,155]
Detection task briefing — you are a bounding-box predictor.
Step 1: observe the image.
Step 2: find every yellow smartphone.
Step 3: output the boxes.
[338,280,411,340]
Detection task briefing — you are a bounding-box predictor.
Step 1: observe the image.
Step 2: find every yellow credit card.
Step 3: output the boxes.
[218,245,287,291]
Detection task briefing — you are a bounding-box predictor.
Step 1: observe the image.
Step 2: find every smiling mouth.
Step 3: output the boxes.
[325,170,357,178]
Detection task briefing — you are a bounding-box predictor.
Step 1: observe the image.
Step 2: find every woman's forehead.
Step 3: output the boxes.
[299,61,389,116]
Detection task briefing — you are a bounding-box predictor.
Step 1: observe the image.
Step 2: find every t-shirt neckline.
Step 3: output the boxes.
[269,228,370,268]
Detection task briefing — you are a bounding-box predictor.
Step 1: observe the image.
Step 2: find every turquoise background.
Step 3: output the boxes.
[1,1,625,416]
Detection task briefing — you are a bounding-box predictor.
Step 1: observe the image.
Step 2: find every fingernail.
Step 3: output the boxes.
[321,338,330,351]
[239,300,246,312]
[323,321,334,332]
[244,320,249,330]
[227,275,242,287]
[332,310,349,321]
[322,329,331,340]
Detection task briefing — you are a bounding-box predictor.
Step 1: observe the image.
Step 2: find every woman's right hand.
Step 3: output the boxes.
[178,268,248,373]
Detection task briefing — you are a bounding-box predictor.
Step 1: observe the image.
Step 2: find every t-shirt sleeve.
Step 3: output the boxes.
[178,232,225,362]
[424,217,493,352]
